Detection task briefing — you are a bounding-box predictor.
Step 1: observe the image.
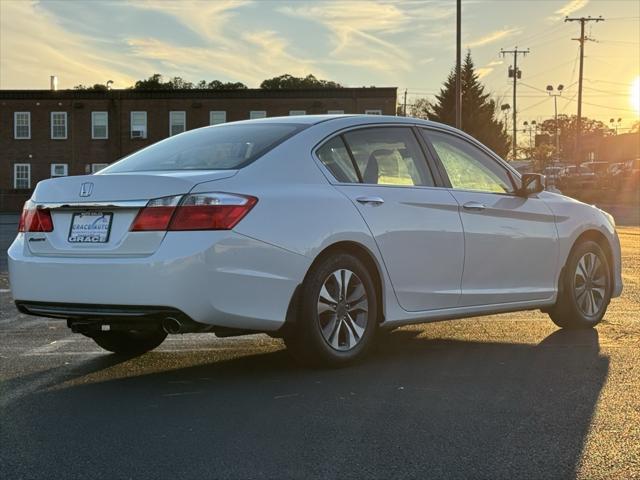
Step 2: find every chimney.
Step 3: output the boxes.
[50,75,58,91]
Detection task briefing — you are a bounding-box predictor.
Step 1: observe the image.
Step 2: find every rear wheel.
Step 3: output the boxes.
[91,330,167,354]
[284,253,378,367]
[549,240,611,329]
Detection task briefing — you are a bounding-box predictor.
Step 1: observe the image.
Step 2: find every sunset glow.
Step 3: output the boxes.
[632,77,640,116]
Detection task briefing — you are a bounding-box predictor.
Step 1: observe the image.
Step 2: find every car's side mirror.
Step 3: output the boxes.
[517,173,545,197]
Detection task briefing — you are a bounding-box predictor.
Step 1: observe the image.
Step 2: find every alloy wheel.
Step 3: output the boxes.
[573,252,607,317]
[317,269,370,351]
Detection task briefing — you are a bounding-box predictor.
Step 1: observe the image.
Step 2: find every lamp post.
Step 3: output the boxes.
[523,120,537,149]
[546,84,563,163]
[609,117,621,134]
[501,103,511,141]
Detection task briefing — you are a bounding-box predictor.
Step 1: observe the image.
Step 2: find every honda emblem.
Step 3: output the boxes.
[79,182,94,197]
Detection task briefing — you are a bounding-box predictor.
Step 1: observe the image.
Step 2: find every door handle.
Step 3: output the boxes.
[462,201,486,211]
[356,196,385,205]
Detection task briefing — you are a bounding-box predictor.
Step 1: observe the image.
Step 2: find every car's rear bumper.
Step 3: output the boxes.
[8,231,310,331]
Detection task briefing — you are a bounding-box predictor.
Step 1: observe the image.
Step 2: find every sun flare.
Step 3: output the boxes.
[632,76,640,115]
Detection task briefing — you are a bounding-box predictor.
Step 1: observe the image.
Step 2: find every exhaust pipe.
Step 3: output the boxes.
[162,317,182,334]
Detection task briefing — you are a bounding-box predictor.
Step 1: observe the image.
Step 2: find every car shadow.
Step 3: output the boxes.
[1,328,607,480]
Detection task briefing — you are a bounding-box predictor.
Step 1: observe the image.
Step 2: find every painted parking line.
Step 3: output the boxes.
[23,337,77,356]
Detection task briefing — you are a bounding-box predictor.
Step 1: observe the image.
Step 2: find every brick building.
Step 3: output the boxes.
[0,87,397,211]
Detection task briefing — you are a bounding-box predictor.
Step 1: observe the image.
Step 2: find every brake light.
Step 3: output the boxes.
[18,202,54,233]
[130,195,181,231]
[170,193,257,231]
[130,193,257,232]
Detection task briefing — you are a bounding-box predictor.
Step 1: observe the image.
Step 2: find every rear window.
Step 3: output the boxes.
[100,123,304,173]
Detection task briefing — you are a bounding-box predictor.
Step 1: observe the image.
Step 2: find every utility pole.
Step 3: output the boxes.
[403,89,408,116]
[500,47,529,160]
[455,0,462,129]
[565,15,604,164]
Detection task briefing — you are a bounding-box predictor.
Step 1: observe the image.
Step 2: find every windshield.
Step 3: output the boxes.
[100,123,305,173]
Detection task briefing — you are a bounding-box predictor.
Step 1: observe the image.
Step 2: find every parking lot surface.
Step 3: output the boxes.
[1,227,638,479]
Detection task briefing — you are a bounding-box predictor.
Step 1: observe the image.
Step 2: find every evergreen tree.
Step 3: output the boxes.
[416,52,510,158]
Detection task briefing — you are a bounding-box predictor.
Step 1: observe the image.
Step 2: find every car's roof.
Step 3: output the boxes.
[233,114,454,130]
[230,114,434,125]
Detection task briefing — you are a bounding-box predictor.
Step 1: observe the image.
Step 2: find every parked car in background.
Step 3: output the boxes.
[558,164,597,190]
[581,161,609,176]
[8,115,624,366]
[542,165,566,186]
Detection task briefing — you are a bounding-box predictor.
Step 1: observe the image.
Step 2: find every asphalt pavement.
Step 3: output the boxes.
[0,227,638,479]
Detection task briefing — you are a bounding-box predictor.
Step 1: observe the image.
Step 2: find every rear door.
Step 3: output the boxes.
[317,126,464,312]
[420,128,559,306]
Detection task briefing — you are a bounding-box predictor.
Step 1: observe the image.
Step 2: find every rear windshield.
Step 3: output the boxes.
[100,123,304,173]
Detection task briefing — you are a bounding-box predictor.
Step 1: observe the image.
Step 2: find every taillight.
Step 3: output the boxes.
[130,195,181,231]
[18,202,53,233]
[130,193,257,232]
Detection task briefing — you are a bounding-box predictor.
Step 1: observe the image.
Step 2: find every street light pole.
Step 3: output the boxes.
[546,84,564,163]
[455,0,462,129]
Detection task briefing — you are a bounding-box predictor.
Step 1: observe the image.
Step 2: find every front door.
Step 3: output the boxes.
[421,128,559,307]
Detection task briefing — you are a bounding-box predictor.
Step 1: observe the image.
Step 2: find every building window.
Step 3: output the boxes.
[289,110,306,116]
[14,112,31,139]
[169,111,186,136]
[51,163,68,177]
[327,110,344,114]
[209,111,226,125]
[14,164,31,189]
[250,110,267,119]
[51,112,68,139]
[365,109,382,115]
[131,111,147,139]
[92,111,108,139]
[91,163,109,173]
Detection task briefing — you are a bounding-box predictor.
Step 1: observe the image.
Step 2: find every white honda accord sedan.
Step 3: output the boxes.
[8,115,623,365]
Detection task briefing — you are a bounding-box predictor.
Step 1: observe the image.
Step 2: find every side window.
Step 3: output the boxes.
[423,130,515,194]
[343,127,434,187]
[316,136,359,183]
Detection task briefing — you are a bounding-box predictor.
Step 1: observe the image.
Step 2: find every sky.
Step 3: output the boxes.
[1,0,638,131]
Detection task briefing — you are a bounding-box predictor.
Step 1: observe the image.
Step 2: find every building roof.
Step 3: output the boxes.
[0,87,397,100]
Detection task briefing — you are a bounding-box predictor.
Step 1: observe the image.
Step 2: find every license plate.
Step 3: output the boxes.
[68,212,113,243]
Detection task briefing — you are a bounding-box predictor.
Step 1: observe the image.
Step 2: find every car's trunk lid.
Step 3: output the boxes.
[26,170,237,257]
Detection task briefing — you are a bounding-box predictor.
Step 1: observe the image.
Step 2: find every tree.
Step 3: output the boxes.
[133,74,247,90]
[536,114,613,162]
[260,74,342,89]
[73,83,109,91]
[414,52,510,159]
[521,143,556,171]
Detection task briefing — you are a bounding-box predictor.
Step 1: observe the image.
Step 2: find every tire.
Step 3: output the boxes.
[284,253,378,367]
[91,330,167,354]
[549,240,611,329]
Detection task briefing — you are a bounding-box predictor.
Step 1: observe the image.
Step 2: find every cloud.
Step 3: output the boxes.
[549,0,589,21]
[555,0,589,17]
[467,28,520,48]
[126,32,320,86]
[0,1,146,88]
[129,0,251,44]
[279,1,427,73]
[0,0,320,89]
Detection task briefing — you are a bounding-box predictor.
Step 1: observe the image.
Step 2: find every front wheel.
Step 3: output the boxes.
[90,330,167,354]
[284,253,378,367]
[549,240,611,329]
